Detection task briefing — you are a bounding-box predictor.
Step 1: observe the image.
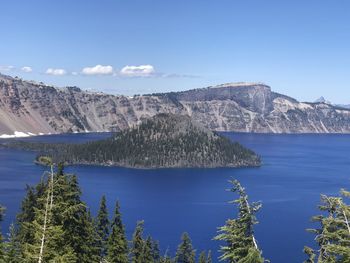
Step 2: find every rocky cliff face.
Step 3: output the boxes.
[1,74,350,135]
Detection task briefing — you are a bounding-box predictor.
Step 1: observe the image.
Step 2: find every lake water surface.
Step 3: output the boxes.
[1,133,350,262]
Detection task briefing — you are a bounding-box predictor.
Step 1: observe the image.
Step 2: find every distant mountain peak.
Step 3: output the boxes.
[315,96,326,103]
[314,96,331,104]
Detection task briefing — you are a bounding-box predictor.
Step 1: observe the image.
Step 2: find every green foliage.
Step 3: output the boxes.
[15,184,41,246]
[107,201,128,263]
[160,248,174,263]
[20,172,77,262]
[10,114,260,168]
[161,255,174,263]
[214,180,265,263]
[175,232,195,263]
[55,174,99,263]
[198,251,206,263]
[141,236,154,263]
[4,166,101,262]
[304,189,350,262]
[96,195,110,259]
[11,183,45,261]
[84,210,101,262]
[198,250,212,263]
[36,156,53,166]
[3,224,22,263]
[303,246,315,263]
[131,221,145,263]
[152,240,161,263]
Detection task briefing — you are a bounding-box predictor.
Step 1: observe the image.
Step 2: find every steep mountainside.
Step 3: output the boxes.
[1,73,350,135]
[7,114,261,168]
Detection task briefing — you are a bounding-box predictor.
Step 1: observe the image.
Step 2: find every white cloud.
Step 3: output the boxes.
[21,66,33,73]
[45,68,67,76]
[82,65,113,75]
[120,65,155,77]
[71,72,78,76]
[0,65,15,72]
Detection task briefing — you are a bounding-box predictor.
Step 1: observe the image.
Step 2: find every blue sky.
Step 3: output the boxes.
[1,0,349,103]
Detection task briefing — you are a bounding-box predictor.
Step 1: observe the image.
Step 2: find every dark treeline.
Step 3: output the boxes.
[6,114,260,168]
[0,164,349,262]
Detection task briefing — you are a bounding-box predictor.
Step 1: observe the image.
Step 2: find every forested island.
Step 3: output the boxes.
[6,114,261,168]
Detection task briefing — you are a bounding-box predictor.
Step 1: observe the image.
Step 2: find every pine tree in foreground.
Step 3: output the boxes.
[96,195,110,260]
[5,165,101,262]
[9,181,46,261]
[107,201,128,263]
[57,174,99,263]
[160,249,173,263]
[21,170,77,262]
[206,250,212,263]
[151,240,161,263]
[198,250,212,263]
[214,179,265,263]
[175,232,195,263]
[198,251,206,263]
[16,184,43,249]
[304,188,350,262]
[131,220,145,263]
[84,210,101,262]
[141,236,154,263]
[3,224,22,263]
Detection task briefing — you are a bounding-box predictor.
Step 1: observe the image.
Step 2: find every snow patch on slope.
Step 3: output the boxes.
[0,131,36,138]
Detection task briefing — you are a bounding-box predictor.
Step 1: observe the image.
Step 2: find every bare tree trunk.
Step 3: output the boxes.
[49,165,54,210]
[243,195,259,250]
[239,183,259,251]
[38,180,50,263]
[339,202,350,235]
[38,165,54,263]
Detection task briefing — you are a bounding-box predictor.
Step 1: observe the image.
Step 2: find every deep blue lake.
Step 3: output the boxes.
[1,132,350,262]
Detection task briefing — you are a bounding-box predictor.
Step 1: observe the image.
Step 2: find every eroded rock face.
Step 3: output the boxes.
[1,73,350,135]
